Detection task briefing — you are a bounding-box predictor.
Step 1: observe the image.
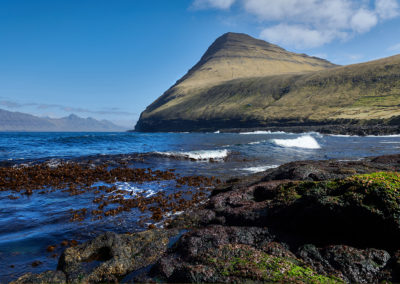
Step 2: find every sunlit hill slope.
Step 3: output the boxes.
[135,32,400,132]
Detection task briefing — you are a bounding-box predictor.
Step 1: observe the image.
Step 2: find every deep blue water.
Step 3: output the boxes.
[0,131,400,281]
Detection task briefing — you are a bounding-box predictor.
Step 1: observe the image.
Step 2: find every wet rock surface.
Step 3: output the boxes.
[13,153,400,283]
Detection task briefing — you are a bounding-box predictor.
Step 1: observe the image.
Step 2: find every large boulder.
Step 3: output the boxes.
[265,172,400,250]
[154,242,340,283]
[57,229,177,283]
[10,271,66,284]
[298,244,390,283]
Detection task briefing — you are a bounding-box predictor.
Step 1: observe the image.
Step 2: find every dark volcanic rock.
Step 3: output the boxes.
[58,229,177,283]
[261,158,397,182]
[152,226,337,283]
[10,271,67,284]
[263,172,400,250]
[152,225,275,280]
[155,154,400,283]
[154,242,339,283]
[298,245,390,283]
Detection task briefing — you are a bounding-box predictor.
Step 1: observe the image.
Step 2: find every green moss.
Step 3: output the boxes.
[206,244,341,283]
[347,172,400,192]
[275,182,303,203]
[275,172,400,218]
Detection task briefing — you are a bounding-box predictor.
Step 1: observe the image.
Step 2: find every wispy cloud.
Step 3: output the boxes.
[0,99,137,117]
[388,42,400,51]
[191,0,235,10]
[192,0,400,49]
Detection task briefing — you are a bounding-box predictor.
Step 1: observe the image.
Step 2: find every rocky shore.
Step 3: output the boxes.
[134,117,400,136]
[11,153,400,283]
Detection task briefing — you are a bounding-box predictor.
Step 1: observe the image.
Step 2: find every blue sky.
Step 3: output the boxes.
[0,0,399,127]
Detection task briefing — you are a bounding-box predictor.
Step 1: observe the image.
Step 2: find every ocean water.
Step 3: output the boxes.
[1,131,400,281]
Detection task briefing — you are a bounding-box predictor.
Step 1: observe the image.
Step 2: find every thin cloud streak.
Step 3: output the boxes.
[192,0,235,10]
[388,43,400,51]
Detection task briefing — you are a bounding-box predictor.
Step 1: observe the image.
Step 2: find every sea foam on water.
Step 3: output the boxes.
[272,135,321,149]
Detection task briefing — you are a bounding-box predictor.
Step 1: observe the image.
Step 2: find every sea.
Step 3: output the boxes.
[1,131,400,281]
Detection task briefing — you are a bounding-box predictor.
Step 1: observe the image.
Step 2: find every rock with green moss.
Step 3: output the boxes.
[202,244,341,283]
[156,242,341,283]
[269,172,400,250]
[297,244,390,283]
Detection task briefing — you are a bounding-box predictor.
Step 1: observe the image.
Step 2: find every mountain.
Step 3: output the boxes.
[135,32,400,133]
[0,109,126,132]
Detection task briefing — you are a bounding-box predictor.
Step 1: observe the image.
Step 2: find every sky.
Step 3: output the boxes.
[0,0,399,128]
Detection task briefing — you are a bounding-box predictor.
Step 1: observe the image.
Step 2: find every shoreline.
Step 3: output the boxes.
[133,117,400,136]
[132,124,400,136]
[11,152,400,283]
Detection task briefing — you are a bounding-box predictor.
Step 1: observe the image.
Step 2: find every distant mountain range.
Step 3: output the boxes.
[135,32,400,133]
[0,109,126,132]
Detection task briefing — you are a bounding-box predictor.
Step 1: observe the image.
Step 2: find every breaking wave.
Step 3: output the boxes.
[240,130,287,135]
[154,149,229,161]
[242,165,279,173]
[248,140,266,145]
[272,135,321,149]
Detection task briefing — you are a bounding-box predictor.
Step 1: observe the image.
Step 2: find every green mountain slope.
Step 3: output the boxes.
[135,33,400,132]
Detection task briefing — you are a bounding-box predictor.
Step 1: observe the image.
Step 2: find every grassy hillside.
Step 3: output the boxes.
[136,33,400,132]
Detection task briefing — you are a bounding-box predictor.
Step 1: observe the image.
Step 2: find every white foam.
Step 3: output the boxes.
[46,159,62,168]
[329,134,354,137]
[306,132,324,138]
[248,140,266,145]
[214,130,220,134]
[330,134,400,138]
[240,130,287,135]
[366,134,400,137]
[242,165,279,173]
[114,182,156,198]
[272,135,321,149]
[156,149,229,161]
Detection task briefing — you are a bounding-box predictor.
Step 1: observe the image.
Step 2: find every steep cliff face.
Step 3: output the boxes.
[135,32,400,132]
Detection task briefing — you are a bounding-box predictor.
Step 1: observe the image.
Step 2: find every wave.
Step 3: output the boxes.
[366,134,400,137]
[242,165,279,173]
[154,149,229,161]
[240,130,287,135]
[330,134,400,138]
[329,134,354,137]
[248,140,266,145]
[272,135,321,149]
